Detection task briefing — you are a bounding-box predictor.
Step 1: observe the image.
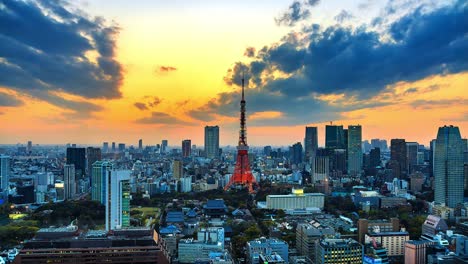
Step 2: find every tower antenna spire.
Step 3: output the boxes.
[241,71,245,101]
[224,72,257,193]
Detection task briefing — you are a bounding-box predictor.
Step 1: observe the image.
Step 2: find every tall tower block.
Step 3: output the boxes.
[224,77,257,193]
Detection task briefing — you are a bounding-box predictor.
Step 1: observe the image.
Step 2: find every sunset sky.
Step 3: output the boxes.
[0,0,466,147]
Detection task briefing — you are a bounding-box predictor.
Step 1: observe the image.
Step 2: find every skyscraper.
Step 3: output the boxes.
[0,155,10,200]
[434,125,464,208]
[369,147,381,168]
[86,147,101,177]
[205,126,220,159]
[325,125,345,149]
[111,142,116,152]
[347,125,363,176]
[27,141,32,153]
[64,164,75,200]
[312,156,329,183]
[66,147,86,178]
[118,143,125,152]
[103,142,109,153]
[406,142,419,174]
[182,139,191,158]
[92,161,113,204]
[390,139,407,179]
[173,160,183,179]
[161,140,168,153]
[304,127,318,163]
[105,170,131,231]
[138,139,143,150]
[291,142,303,165]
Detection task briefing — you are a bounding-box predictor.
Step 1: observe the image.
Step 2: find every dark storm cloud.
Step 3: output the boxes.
[192,0,467,126]
[0,0,123,116]
[231,0,467,97]
[0,92,23,107]
[334,10,354,23]
[136,112,192,125]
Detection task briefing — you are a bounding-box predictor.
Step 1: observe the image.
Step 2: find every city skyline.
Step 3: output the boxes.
[0,0,466,146]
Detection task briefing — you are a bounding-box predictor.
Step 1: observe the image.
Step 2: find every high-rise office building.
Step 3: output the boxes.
[161,140,168,153]
[406,142,419,174]
[263,146,272,156]
[102,142,109,153]
[182,140,191,158]
[66,148,86,178]
[390,139,407,179]
[369,147,381,168]
[118,143,126,152]
[304,126,318,163]
[105,170,131,231]
[326,125,345,149]
[312,156,329,183]
[86,147,101,177]
[204,126,220,159]
[173,160,183,179]
[0,155,10,200]
[111,142,116,152]
[138,139,143,150]
[27,141,32,153]
[291,142,303,165]
[347,125,362,176]
[434,125,464,208]
[92,161,113,204]
[64,164,75,200]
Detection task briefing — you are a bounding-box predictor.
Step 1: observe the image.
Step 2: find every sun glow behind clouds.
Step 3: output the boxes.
[0,0,466,145]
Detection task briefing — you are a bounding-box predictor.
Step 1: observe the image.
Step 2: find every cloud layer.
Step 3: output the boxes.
[0,0,123,117]
[190,0,468,126]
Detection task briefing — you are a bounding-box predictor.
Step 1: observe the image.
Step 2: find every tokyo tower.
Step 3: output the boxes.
[224,76,257,193]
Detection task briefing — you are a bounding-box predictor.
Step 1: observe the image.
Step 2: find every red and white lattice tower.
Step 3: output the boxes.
[224,77,257,193]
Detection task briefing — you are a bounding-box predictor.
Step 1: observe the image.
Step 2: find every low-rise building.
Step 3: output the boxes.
[266,189,324,210]
[316,238,363,264]
[247,238,288,264]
